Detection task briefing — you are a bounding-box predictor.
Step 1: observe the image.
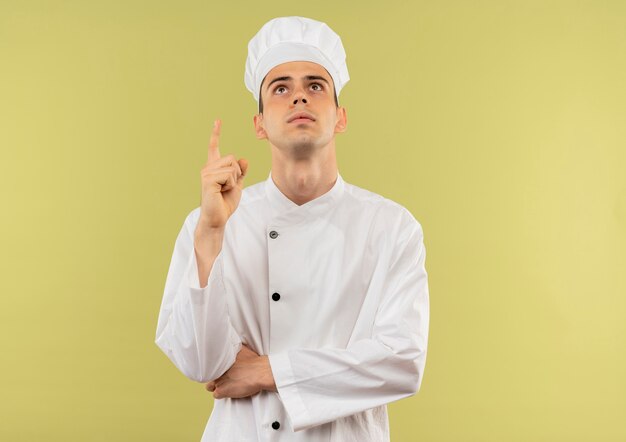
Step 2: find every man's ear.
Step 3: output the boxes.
[334,106,347,133]
[253,113,268,139]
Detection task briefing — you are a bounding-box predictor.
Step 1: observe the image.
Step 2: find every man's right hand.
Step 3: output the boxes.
[198,119,249,231]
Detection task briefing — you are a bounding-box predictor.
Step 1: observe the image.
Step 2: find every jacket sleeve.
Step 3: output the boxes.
[268,212,430,432]
[154,209,242,383]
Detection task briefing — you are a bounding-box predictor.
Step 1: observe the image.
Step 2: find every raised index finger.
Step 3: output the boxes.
[208,119,222,163]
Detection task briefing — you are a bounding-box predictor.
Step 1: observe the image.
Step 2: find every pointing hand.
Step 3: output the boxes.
[198,119,249,231]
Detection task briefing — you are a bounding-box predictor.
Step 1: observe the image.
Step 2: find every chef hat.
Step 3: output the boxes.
[244,16,350,104]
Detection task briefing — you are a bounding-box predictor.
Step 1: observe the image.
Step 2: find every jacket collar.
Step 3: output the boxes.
[265,169,345,225]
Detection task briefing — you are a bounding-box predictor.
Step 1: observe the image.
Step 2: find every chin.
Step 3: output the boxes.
[272,138,317,157]
[270,131,328,155]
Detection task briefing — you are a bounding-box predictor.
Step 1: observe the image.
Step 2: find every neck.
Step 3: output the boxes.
[269,142,338,206]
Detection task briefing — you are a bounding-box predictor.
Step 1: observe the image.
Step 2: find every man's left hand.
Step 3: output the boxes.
[205,344,277,399]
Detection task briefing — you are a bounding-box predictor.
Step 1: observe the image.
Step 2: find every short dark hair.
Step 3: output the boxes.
[258,76,339,114]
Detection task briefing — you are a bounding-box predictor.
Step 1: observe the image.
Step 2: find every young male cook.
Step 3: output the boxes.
[155,15,430,441]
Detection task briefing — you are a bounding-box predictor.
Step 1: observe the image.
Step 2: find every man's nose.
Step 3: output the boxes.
[292,86,308,105]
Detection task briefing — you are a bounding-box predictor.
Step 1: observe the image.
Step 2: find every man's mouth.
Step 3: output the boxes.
[287,112,316,123]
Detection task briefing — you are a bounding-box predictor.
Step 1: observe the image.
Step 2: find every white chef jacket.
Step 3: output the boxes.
[155,171,430,441]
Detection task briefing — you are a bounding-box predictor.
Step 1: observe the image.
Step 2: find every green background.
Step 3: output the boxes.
[1,1,625,440]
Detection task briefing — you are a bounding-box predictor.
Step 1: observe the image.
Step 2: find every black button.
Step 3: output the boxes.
[269,230,278,239]
[272,421,280,430]
[272,292,280,301]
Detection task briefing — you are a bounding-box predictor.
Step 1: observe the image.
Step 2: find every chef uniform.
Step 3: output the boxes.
[155,16,430,442]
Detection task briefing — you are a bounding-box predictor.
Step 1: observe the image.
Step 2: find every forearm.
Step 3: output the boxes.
[156,262,242,382]
[268,336,426,432]
[194,225,225,288]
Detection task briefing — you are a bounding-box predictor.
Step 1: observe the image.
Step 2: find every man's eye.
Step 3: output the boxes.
[274,83,323,94]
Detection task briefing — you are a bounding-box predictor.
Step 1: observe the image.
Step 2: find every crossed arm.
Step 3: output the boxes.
[205,343,277,399]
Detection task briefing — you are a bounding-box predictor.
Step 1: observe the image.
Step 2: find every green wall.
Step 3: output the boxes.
[1,1,624,440]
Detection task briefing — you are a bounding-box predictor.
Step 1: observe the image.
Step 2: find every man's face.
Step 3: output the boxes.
[253,61,347,155]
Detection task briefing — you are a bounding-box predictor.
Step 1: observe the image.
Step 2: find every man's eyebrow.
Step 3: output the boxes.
[265,75,331,91]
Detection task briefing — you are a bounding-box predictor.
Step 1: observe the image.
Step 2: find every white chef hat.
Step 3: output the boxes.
[244,16,350,104]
